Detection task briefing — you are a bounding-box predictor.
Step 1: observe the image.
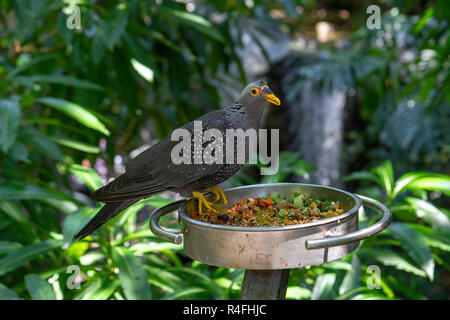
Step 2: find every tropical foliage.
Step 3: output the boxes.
[0,0,448,300]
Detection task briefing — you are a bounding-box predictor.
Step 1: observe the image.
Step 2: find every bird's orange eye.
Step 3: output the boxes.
[251,88,259,96]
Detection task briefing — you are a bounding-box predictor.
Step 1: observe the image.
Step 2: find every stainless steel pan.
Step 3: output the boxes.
[150,183,391,269]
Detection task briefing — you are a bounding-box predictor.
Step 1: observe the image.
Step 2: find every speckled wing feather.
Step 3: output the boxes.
[91,110,234,202]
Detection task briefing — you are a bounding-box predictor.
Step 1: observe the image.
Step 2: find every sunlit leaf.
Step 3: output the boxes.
[311,273,336,300]
[36,97,110,136]
[404,197,450,232]
[286,286,312,300]
[52,136,100,154]
[87,279,120,300]
[370,160,394,197]
[359,248,426,277]
[66,164,103,192]
[405,175,450,196]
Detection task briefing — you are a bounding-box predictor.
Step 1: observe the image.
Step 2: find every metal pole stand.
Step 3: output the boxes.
[240,269,290,300]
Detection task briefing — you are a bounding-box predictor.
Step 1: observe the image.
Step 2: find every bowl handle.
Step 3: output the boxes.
[305,194,392,250]
[149,200,185,245]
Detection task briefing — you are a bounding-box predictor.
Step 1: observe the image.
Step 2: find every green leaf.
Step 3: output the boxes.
[103,4,129,50]
[404,197,450,232]
[0,200,37,242]
[0,241,23,255]
[342,171,380,184]
[162,287,208,300]
[24,274,57,300]
[0,98,20,153]
[91,32,107,65]
[36,97,110,136]
[406,223,450,252]
[62,207,98,243]
[339,255,361,295]
[131,58,154,83]
[0,183,77,202]
[359,248,427,277]
[87,279,120,300]
[311,273,336,300]
[51,136,100,153]
[0,284,20,300]
[387,223,434,280]
[0,239,62,276]
[162,7,224,43]
[14,75,104,91]
[286,286,312,300]
[73,278,103,300]
[66,164,103,192]
[412,7,435,33]
[370,160,394,197]
[113,247,152,300]
[405,175,450,196]
[392,171,430,198]
[21,125,63,161]
[9,141,30,163]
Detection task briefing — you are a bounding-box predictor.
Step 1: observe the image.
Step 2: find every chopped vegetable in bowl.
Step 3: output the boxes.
[189,192,345,227]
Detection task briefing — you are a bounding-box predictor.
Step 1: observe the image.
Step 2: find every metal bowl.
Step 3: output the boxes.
[150,183,391,270]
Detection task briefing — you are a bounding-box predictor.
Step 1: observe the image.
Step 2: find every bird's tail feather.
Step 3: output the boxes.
[73,200,139,241]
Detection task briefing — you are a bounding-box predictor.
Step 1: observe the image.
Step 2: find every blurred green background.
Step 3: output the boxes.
[0,0,449,300]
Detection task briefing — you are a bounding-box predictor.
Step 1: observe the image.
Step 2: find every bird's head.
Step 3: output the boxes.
[239,80,281,107]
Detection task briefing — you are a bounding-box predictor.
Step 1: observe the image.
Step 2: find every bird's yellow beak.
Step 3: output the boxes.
[261,85,281,106]
[264,93,281,106]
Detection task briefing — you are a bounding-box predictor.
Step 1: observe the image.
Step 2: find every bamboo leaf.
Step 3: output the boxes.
[24,274,57,300]
[36,97,110,136]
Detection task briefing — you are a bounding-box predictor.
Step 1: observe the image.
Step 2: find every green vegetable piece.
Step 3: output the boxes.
[293,197,304,208]
[277,209,287,220]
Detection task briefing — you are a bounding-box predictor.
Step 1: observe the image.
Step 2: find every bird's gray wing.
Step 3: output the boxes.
[92,110,230,202]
